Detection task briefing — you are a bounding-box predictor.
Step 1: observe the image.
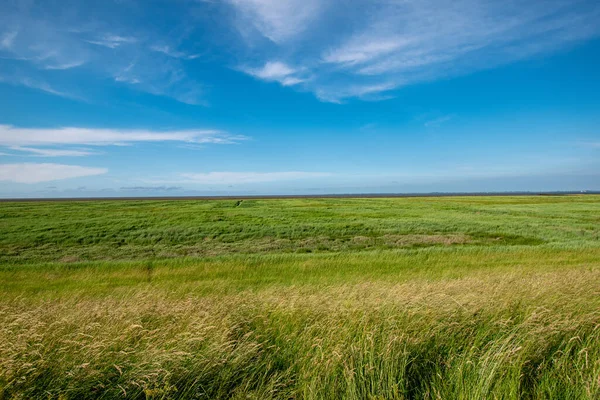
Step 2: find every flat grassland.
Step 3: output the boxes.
[1,196,599,399]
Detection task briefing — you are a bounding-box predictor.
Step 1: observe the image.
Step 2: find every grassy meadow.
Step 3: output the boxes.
[1,195,599,399]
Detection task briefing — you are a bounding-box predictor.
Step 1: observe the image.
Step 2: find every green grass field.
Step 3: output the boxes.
[1,196,599,399]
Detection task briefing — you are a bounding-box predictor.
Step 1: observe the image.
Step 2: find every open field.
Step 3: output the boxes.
[1,196,600,399]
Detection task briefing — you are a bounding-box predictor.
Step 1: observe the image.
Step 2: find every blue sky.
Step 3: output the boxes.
[0,0,599,197]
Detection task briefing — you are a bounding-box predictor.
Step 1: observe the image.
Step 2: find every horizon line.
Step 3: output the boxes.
[1,190,599,202]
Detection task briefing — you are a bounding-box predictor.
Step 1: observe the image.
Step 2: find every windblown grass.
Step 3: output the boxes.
[0,196,599,399]
[2,196,598,263]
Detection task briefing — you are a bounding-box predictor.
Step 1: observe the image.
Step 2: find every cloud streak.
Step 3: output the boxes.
[243,61,305,86]
[0,125,247,147]
[227,0,323,43]
[0,163,107,183]
[0,3,205,105]
[0,31,17,49]
[424,114,455,128]
[9,146,96,157]
[2,0,598,105]
[86,35,137,49]
[230,0,600,102]
[43,61,86,71]
[180,171,333,184]
[150,45,199,60]
[0,75,83,100]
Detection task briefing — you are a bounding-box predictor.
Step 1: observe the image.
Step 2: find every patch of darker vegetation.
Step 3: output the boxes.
[470,232,545,246]
[144,260,154,283]
[0,233,546,264]
[0,196,596,264]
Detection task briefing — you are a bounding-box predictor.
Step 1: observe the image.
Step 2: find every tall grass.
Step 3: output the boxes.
[2,196,599,263]
[1,196,599,398]
[2,267,599,399]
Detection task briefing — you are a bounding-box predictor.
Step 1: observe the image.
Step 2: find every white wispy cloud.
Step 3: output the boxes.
[112,60,205,105]
[248,61,295,79]
[114,75,141,84]
[150,45,199,60]
[9,146,95,157]
[20,78,71,97]
[0,16,92,73]
[43,61,86,70]
[323,36,413,66]
[424,114,455,128]
[2,0,599,106]
[228,0,600,102]
[86,35,137,49]
[0,3,205,105]
[315,82,400,103]
[0,31,18,49]
[0,76,83,101]
[114,62,140,84]
[227,0,323,43]
[0,125,247,147]
[333,1,596,80]
[244,61,305,86]
[180,171,332,184]
[0,163,107,184]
